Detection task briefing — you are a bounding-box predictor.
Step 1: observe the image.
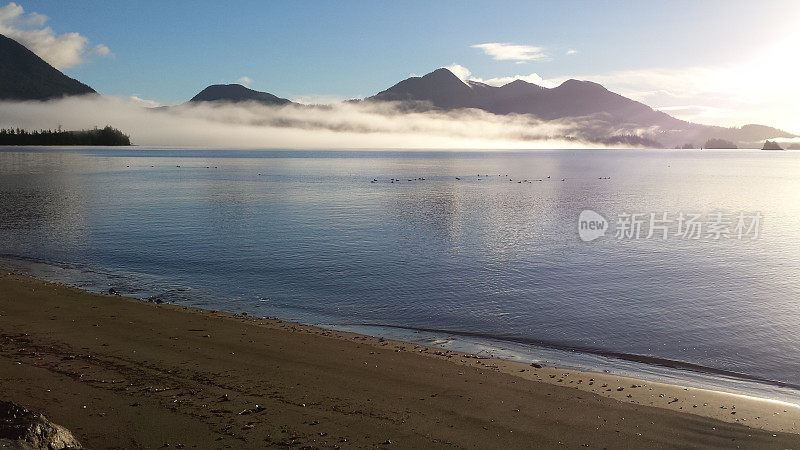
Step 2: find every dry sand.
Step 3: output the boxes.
[0,272,798,449]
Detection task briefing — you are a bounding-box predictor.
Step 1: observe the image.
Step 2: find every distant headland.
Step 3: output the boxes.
[0,126,131,146]
[703,138,738,149]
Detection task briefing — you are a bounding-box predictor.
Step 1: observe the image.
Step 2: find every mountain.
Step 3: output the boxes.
[0,33,96,100]
[370,68,475,109]
[370,68,685,127]
[189,84,292,105]
[369,68,795,147]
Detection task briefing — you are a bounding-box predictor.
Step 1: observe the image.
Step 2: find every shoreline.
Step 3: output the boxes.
[3,255,799,405]
[335,322,800,393]
[1,272,799,448]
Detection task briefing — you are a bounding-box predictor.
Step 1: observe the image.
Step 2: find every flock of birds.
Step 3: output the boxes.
[370,174,613,184]
[124,165,613,183]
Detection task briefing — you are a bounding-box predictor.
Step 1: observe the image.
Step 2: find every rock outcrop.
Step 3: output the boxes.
[0,401,81,449]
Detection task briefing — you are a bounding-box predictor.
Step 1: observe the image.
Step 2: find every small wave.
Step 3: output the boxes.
[348,322,800,391]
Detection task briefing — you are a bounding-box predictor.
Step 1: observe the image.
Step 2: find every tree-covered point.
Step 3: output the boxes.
[0,126,131,146]
[703,138,738,149]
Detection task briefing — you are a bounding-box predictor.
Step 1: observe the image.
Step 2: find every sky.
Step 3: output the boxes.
[2,0,799,133]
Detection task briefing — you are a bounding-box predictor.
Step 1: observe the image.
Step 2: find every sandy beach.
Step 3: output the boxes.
[1,271,798,449]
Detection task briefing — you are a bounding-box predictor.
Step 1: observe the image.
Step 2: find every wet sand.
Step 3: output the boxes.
[0,272,798,448]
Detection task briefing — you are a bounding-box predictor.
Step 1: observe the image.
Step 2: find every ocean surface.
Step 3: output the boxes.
[1,147,799,400]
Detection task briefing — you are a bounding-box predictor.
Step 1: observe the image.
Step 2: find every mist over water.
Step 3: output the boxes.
[0,96,658,149]
[1,147,799,392]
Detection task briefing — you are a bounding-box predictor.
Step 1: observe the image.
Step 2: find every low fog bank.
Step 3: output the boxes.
[0,96,668,149]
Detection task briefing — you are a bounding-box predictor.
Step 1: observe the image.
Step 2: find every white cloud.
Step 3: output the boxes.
[236,76,253,86]
[128,95,160,108]
[291,94,350,105]
[475,73,556,88]
[90,44,111,56]
[0,2,110,69]
[444,64,555,88]
[566,49,577,55]
[445,63,472,82]
[471,42,548,62]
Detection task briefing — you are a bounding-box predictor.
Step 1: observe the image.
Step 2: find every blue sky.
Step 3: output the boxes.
[2,1,799,131]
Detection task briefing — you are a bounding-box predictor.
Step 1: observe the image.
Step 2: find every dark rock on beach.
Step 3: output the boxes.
[0,400,82,449]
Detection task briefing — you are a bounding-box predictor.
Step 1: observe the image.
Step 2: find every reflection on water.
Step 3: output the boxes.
[1,147,800,391]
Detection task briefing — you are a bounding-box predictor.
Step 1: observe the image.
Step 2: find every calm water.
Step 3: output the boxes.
[1,147,799,396]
